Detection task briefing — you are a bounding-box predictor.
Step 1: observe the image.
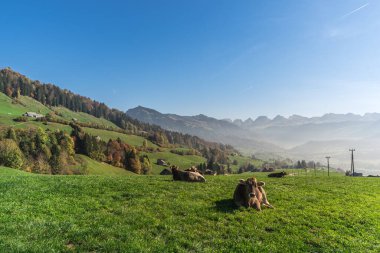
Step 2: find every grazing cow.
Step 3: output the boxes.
[171,166,206,182]
[233,177,273,210]
[268,171,287,178]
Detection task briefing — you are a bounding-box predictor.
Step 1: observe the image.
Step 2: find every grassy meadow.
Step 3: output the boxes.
[0,168,378,252]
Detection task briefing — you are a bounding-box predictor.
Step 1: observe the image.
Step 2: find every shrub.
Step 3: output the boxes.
[0,139,24,169]
[13,116,28,122]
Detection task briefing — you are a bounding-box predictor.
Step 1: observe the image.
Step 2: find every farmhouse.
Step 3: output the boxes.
[23,112,44,118]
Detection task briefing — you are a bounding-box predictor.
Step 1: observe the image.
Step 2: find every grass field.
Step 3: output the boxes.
[0,168,378,252]
[229,154,263,171]
[75,155,136,176]
[53,106,120,129]
[82,127,158,148]
[142,150,207,174]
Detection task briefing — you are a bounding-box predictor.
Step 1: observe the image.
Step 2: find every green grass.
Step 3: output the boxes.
[0,93,64,131]
[76,155,136,176]
[229,154,263,172]
[83,127,158,148]
[18,96,52,115]
[0,170,378,252]
[142,150,207,174]
[53,106,120,129]
[0,93,27,116]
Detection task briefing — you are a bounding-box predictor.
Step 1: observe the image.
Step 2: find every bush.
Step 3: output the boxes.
[0,139,24,169]
[13,116,28,122]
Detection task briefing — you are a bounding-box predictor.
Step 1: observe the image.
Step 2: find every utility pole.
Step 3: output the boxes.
[325,156,331,176]
[349,149,355,176]
[314,162,316,176]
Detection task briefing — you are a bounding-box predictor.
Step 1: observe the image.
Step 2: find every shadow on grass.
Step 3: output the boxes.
[214,199,239,213]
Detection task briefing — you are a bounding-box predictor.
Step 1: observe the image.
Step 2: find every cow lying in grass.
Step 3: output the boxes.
[233,177,273,210]
[171,166,206,182]
[268,171,287,178]
[185,166,203,175]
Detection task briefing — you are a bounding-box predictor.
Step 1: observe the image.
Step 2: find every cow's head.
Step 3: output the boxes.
[239,177,258,199]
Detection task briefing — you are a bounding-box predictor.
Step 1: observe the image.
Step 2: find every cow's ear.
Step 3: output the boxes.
[258,181,265,187]
[239,179,245,184]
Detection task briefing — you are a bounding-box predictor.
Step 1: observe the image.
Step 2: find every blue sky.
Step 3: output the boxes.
[1,0,379,120]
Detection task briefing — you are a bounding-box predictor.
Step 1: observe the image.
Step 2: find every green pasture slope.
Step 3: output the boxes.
[0,93,212,172]
[0,168,378,252]
[75,155,135,176]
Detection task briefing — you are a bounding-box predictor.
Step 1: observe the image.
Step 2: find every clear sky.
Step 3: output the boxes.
[1,0,379,120]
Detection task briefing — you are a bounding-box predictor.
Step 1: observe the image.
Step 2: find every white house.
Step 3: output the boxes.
[23,112,44,118]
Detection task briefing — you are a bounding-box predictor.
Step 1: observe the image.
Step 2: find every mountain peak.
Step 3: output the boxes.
[272,115,286,121]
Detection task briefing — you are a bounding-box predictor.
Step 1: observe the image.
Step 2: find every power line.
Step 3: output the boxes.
[349,149,355,176]
[325,156,331,176]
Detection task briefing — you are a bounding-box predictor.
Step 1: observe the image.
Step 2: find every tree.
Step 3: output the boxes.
[6,128,17,141]
[35,127,50,158]
[227,163,232,174]
[142,139,148,149]
[5,86,13,97]
[16,87,21,99]
[125,147,142,174]
[0,139,24,169]
[49,143,61,174]
[140,155,152,174]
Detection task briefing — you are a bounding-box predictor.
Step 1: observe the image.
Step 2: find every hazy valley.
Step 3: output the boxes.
[127,106,380,175]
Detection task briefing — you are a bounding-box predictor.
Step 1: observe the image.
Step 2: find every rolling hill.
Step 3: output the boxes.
[0,87,258,176]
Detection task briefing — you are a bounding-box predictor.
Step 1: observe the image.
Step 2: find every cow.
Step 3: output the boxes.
[185,166,203,175]
[268,171,287,178]
[233,177,273,210]
[171,166,206,182]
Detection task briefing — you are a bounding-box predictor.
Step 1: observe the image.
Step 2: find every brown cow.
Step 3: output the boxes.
[185,166,203,175]
[233,177,273,210]
[171,166,206,182]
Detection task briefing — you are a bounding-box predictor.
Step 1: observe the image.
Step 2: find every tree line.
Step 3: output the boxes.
[70,123,151,174]
[0,68,237,164]
[0,127,79,174]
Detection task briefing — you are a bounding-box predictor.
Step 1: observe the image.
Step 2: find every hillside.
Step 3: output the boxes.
[75,155,136,176]
[0,169,378,252]
[0,68,237,163]
[0,92,256,175]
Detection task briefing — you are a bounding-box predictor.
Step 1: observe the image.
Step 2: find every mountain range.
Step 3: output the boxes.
[127,106,380,175]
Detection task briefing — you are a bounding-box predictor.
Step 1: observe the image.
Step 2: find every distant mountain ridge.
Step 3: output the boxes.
[127,106,380,175]
[126,106,284,153]
[229,113,380,129]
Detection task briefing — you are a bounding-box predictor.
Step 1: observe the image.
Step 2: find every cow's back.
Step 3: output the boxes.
[188,172,206,182]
